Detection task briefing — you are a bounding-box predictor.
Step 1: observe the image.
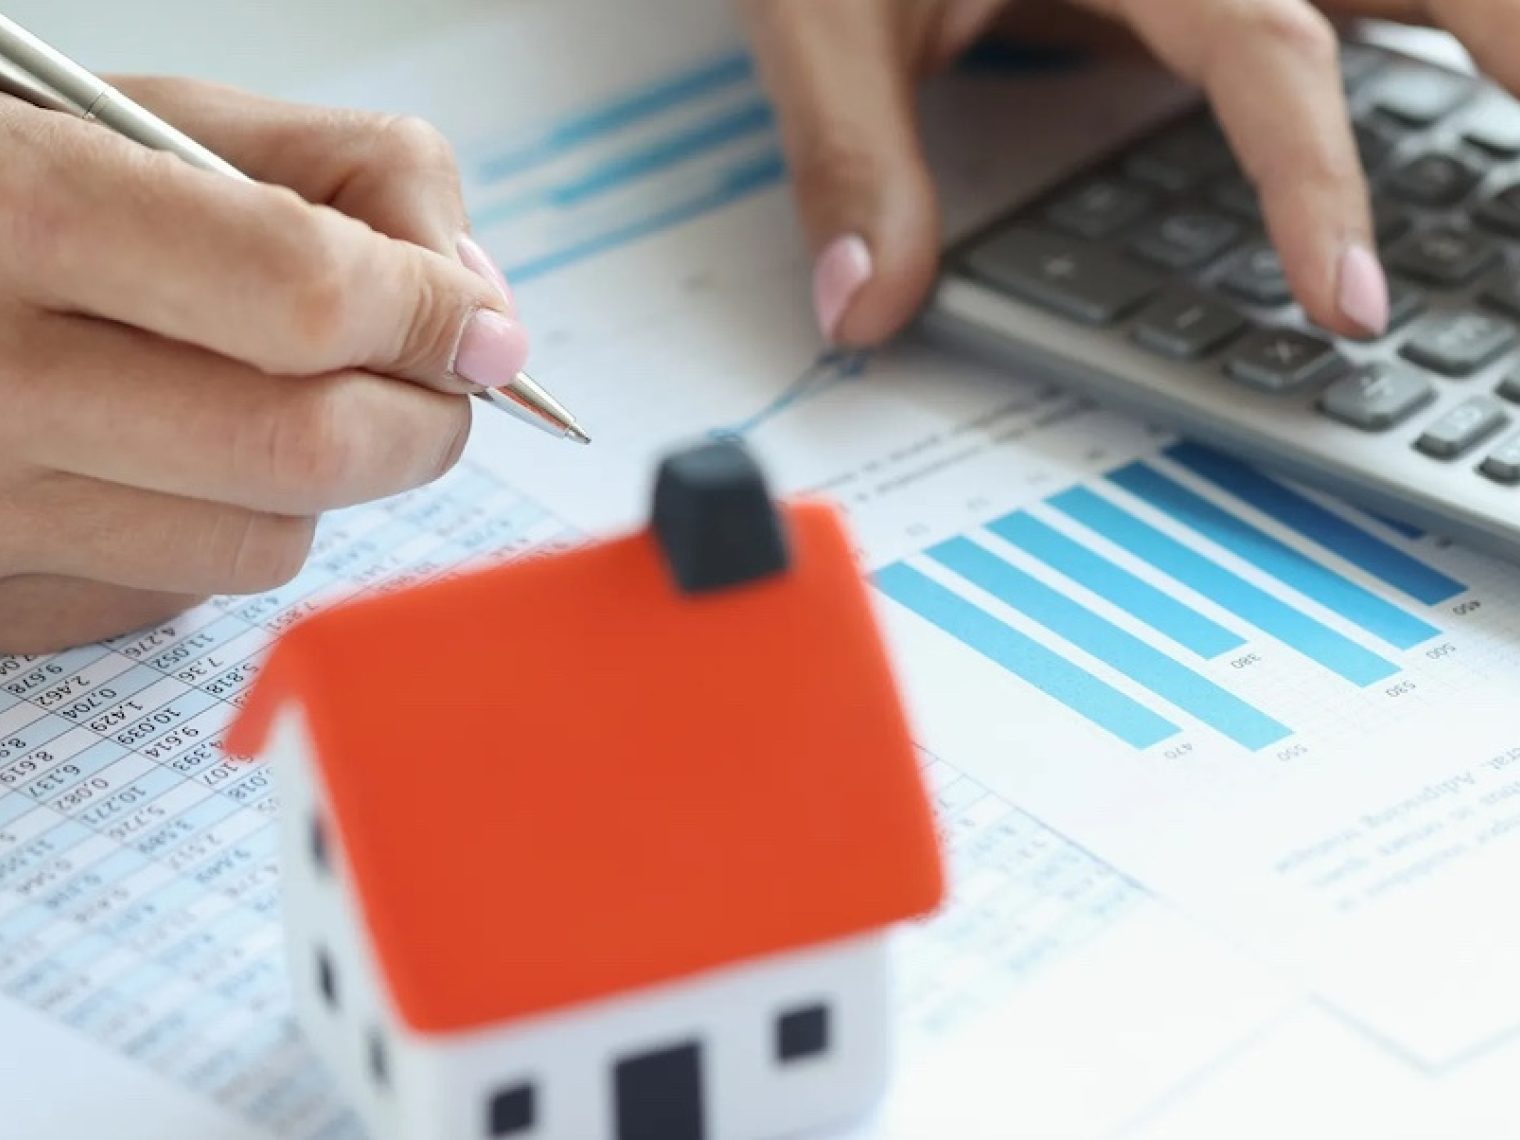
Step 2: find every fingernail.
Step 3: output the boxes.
[1337,243,1389,337]
[457,234,514,310]
[812,234,872,343]
[452,309,530,390]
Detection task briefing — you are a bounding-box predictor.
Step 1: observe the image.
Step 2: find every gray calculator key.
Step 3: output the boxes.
[1384,153,1483,208]
[1463,99,1520,157]
[1210,173,1262,222]
[1498,371,1520,403]
[1480,431,1520,483]
[965,225,1161,325]
[1133,290,1245,359]
[1320,365,1435,430]
[1355,119,1401,170]
[1226,328,1348,393]
[1045,179,1155,239]
[1481,271,1520,320]
[1219,244,1292,306]
[1401,312,1519,377]
[1475,183,1520,238]
[1340,44,1386,92]
[1373,199,1413,246]
[1416,396,1508,458]
[1388,227,1501,287]
[1125,120,1235,192]
[1130,211,1241,270]
[1373,65,1475,126]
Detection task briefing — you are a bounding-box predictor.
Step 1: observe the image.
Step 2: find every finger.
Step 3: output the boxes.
[4,472,317,595]
[1077,0,1389,337]
[1,311,472,517]
[108,77,476,262]
[1418,2,1520,94]
[743,0,944,345]
[0,576,201,656]
[0,104,527,393]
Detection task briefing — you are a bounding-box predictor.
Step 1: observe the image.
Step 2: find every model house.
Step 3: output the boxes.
[227,442,946,1140]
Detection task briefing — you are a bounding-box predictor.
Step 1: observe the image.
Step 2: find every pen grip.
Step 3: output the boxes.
[88,88,250,182]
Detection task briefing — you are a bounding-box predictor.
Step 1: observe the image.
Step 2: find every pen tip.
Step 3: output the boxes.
[567,424,592,446]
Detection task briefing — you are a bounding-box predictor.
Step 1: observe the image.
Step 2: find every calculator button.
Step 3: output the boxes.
[1129,211,1242,270]
[1475,183,1520,238]
[1463,99,1520,157]
[1372,66,1475,126]
[964,225,1161,325]
[1416,396,1508,458]
[1384,153,1483,208]
[1320,364,1435,431]
[1133,290,1245,359]
[1480,431,1520,483]
[1480,270,1520,319]
[1401,312,1518,377]
[1355,119,1401,171]
[1341,44,1387,92]
[1045,178,1155,239]
[1209,173,1262,222]
[1372,199,1413,246]
[1498,371,1520,403]
[1226,329,1348,393]
[1388,227,1501,287]
[1219,244,1292,306]
[1125,120,1235,192]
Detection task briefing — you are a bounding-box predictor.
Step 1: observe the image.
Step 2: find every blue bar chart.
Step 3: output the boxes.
[465,50,788,283]
[877,448,1465,751]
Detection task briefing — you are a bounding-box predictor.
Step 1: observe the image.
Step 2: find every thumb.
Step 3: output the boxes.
[745,0,940,346]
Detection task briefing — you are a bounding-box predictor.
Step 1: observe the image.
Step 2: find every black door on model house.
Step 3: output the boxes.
[615,1039,705,1140]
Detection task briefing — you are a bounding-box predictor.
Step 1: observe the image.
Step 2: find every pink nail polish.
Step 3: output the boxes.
[812,234,873,343]
[457,234,515,310]
[452,310,530,390]
[1337,244,1389,336]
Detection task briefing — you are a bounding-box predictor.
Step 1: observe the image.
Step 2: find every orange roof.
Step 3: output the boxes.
[228,502,943,1034]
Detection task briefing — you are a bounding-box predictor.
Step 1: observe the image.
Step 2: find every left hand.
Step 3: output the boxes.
[742,0,1500,347]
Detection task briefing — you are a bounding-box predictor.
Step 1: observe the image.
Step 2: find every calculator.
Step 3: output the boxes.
[928,40,1520,561]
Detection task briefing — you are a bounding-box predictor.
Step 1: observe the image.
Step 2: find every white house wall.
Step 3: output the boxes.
[266,705,427,1140]
[267,702,897,1140]
[413,932,893,1140]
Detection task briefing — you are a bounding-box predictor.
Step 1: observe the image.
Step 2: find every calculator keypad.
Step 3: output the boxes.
[954,40,1520,506]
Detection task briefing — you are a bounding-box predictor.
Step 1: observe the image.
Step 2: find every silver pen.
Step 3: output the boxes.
[0,12,590,446]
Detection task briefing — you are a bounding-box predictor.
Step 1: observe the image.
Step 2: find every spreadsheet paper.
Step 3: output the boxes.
[6,3,1520,1137]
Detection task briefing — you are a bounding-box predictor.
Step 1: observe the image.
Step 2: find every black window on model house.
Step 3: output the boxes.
[310,812,330,874]
[776,1001,831,1062]
[487,1081,536,1136]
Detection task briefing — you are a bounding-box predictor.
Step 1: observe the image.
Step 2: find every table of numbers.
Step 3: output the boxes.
[0,462,577,1139]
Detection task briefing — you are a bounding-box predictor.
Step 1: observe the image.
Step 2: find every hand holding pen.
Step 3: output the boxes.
[0,16,584,654]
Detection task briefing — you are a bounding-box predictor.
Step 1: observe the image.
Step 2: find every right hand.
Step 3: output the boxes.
[0,77,530,654]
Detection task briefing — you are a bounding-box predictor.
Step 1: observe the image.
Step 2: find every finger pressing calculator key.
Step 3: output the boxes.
[933,40,1520,563]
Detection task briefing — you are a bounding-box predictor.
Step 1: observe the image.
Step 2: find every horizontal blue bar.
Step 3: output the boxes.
[1051,487,1398,686]
[1164,443,1464,607]
[478,51,755,183]
[930,539,1289,750]
[503,148,786,283]
[1109,463,1439,650]
[550,100,774,208]
[875,564,1178,750]
[987,511,1244,659]
[1370,512,1424,541]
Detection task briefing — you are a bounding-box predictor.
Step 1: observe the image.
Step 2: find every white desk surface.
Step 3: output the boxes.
[2,0,499,94]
